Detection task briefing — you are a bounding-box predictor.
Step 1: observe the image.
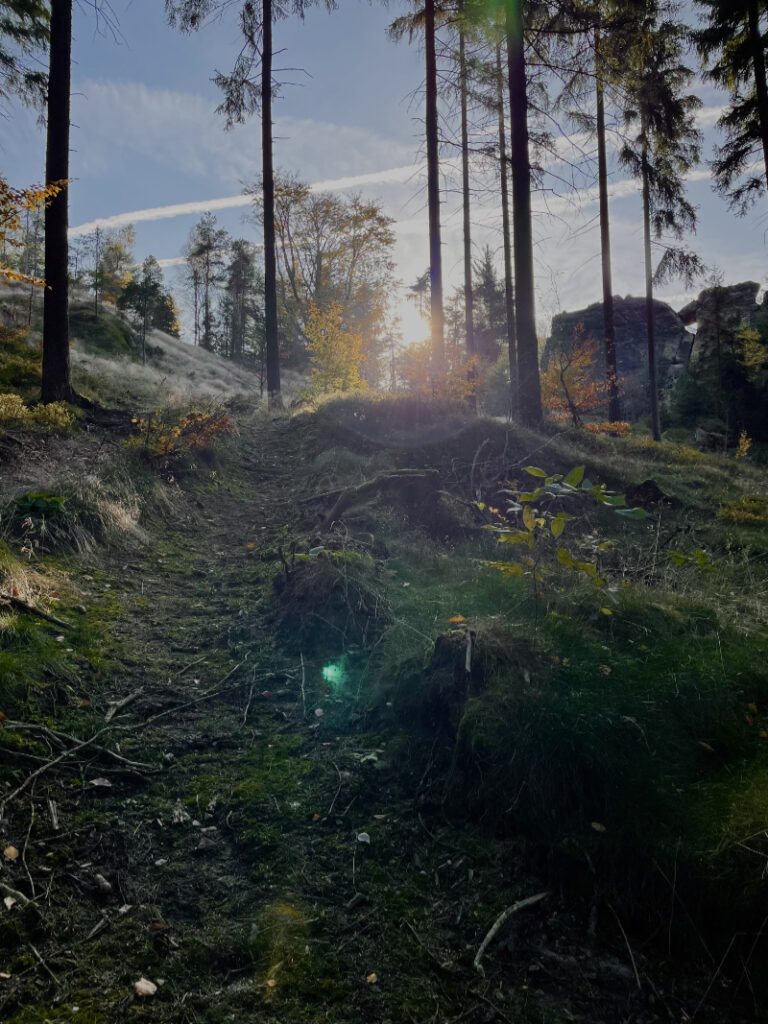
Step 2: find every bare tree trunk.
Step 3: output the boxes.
[506,5,541,426]
[459,14,473,358]
[595,27,621,423]
[425,0,444,376]
[496,44,517,415]
[748,0,768,192]
[642,135,662,442]
[262,0,282,409]
[41,0,74,404]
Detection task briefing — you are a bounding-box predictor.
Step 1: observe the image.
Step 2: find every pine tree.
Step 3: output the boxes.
[0,0,48,104]
[167,0,335,409]
[41,0,74,404]
[619,1,702,440]
[695,0,768,210]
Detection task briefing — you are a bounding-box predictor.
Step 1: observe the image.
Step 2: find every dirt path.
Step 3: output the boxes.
[0,413,737,1024]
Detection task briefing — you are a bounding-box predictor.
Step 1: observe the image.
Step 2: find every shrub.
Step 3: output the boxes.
[126,408,235,470]
[0,392,75,432]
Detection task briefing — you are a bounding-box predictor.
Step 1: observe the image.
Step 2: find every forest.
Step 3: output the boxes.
[1,1,768,1022]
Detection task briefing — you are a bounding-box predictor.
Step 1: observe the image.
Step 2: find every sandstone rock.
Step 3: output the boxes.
[546,296,694,417]
[678,281,762,366]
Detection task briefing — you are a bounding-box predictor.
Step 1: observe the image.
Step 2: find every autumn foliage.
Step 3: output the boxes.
[305,303,367,395]
[0,179,66,286]
[541,324,616,427]
[399,340,484,402]
[128,409,235,469]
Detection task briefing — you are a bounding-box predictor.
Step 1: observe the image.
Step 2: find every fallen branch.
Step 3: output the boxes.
[4,721,153,770]
[105,688,144,722]
[308,469,441,530]
[4,596,70,629]
[473,892,549,976]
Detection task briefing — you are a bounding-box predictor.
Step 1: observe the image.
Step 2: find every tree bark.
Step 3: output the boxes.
[496,44,517,416]
[425,0,444,376]
[747,0,768,192]
[506,4,542,426]
[262,0,282,409]
[595,27,621,423]
[642,136,662,442]
[41,0,74,405]
[459,15,473,358]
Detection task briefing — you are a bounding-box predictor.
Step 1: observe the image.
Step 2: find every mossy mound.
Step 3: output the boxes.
[69,306,135,357]
[271,548,390,658]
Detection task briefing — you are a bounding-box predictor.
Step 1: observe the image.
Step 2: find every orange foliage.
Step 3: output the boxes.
[400,341,485,402]
[128,410,235,469]
[541,324,616,427]
[0,179,67,286]
[583,421,632,437]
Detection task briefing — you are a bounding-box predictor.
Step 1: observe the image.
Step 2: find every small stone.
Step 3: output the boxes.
[134,977,157,998]
[3,846,19,861]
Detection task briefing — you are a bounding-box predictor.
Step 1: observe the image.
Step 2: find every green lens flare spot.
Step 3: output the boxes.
[321,661,346,690]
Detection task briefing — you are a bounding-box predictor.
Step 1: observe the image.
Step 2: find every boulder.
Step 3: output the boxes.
[678,281,762,366]
[545,296,694,417]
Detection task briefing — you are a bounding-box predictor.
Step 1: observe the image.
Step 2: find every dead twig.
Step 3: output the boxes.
[473,892,549,976]
[4,722,153,771]
[326,761,343,817]
[608,903,642,993]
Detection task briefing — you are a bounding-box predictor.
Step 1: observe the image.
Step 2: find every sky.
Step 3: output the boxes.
[2,0,767,345]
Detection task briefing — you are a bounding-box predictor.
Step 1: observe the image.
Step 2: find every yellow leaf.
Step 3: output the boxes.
[551,517,565,538]
[748,702,758,713]
[522,506,536,532]
[598,665,611,675]
[366,973,378,985]
[448,615,467,623]
[591,822,606,833]
[600,608,612,616]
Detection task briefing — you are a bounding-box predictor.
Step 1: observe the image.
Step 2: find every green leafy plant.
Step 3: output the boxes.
[479,465,646,594]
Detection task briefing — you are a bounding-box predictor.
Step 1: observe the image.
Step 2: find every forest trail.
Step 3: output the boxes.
[0,409,749,1024]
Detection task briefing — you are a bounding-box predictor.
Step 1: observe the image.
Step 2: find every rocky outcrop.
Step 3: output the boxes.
[545,296,694,417]
[678,281,762,365]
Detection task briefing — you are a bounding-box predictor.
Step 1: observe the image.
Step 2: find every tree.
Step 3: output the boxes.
[184,212,229,351]
[252,175,395,379]
[41,0,74,404]
[0,179,62,288]
[220,238,263,361]
[167,0,334,409]
[117,255,173,363]
[541,324,608,427]
[0,0,48,105]
[458,0,474,359]
[505,0,543,426]
[695,0,768,210]
[305,302,366,395]
[495,43,517,413]
[619,2,703,440]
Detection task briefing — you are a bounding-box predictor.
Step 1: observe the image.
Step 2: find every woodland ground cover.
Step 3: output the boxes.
[0,354,767,1020]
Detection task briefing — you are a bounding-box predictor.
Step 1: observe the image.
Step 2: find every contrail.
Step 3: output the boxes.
[68,164,419,237]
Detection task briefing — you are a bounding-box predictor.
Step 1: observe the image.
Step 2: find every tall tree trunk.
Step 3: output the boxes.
[425,0,444,375]
[41,0,74,404]
[747,0,768,191]
[642,136,662,442]
[595,27,621,423]
[262,0,282,408]
[496,44,517,415]
[506,4,541,426]
[459,13,473,357]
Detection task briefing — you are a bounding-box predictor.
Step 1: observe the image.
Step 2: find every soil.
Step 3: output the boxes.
[0,411,755,1024]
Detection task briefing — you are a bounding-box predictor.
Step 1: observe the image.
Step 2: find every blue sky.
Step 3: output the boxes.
[3,1,767,344]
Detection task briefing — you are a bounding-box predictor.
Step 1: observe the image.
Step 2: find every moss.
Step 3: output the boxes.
[249,901,309,1001]
[69,306,135,357]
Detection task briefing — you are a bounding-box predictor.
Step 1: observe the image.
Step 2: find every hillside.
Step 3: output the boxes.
[1,342,768,1021]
